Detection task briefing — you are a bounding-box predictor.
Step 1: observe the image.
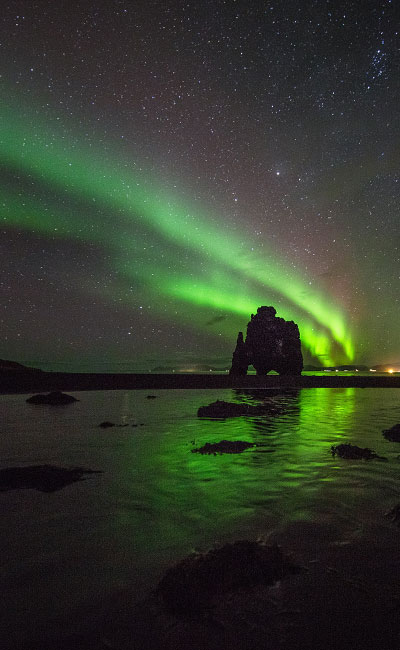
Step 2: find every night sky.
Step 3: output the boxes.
[2,0,400,371]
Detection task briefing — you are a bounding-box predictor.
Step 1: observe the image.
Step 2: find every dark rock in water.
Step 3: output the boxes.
[0,465,102,492]
[331,443,386,460]
[99,421,131,428]
[157,540,302,616]
[198,399,270,418]
[192,440,255,455]
[385,504,400,525]
[382,424,400,441]
[146,394,157,399]
[26,391,78,405]
[230,305,303,376]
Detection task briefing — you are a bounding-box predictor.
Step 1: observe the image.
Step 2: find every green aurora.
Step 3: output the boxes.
[1,96,355,366]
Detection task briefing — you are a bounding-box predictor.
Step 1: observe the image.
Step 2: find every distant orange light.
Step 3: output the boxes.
[388,368,394,374]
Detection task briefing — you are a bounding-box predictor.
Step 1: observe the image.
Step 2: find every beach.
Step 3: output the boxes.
[2,386,400,649]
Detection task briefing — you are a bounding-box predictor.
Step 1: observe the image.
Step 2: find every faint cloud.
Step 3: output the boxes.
[205,315,227,326]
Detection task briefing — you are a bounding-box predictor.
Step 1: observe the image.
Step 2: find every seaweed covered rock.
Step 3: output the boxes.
[331,443,386,460]
[192,440,255,454]
[382,424,400,442]
[0,465,102,492]
[198,399,269,418]
[230,306,303,376]
[26,391,78,405]
[157,540,302,615]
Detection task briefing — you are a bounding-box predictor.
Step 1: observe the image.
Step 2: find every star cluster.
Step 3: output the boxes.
[1,1,399,370]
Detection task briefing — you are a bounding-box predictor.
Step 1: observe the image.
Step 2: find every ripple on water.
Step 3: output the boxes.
[2,387,400,647]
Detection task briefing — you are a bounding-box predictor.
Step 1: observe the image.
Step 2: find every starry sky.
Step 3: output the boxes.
[1,0,400,371]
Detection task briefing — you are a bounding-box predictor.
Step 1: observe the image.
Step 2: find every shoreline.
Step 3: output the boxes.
[3,370,400,394]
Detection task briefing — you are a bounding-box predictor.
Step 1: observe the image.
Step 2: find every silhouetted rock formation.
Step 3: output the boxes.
[230,331,248,376]
[26,391,78,404]
[230,306,303,376]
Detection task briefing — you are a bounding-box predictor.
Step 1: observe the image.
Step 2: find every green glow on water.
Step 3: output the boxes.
[118,387,361,547]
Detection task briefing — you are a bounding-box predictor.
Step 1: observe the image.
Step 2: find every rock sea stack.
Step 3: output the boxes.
[230,306,303,376]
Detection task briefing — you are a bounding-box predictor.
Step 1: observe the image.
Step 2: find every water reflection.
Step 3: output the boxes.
[107,387,399,572]
[117,388,364,553]
[3,388,400,647]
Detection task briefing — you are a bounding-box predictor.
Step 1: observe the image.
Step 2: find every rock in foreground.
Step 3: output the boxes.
[26,391,78,404]
[382,424,400,441]
[192,440,255,454]
[198,399,269,418]
[0,465,102,492]
[331,443,385,460]
[157,540,302,615]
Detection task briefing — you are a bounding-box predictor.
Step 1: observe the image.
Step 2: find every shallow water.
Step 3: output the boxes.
[1,387,400,646]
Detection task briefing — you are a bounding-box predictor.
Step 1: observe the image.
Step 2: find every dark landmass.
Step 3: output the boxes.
[303,364,369,371]
[3,359,400,393]
[331,443,386,460]
[372,362,400,371]
[0,359,44,372]
[5,368,400,394]
[0,465,102,492]
[191,440,256,454]
[152,364,230,372]
[154,362,371,372]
